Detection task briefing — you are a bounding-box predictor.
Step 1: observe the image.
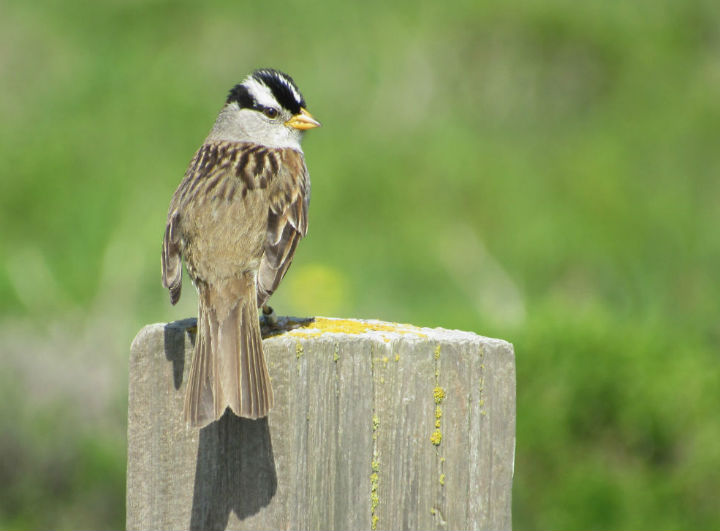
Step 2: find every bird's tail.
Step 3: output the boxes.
[184,274,273,427]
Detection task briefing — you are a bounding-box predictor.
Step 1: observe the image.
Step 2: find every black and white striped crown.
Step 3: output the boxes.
[227,69,306,115]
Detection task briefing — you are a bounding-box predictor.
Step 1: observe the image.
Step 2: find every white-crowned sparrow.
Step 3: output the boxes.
[162,69,320,427]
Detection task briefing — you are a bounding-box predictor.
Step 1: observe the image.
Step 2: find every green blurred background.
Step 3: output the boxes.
[1,0,719,529]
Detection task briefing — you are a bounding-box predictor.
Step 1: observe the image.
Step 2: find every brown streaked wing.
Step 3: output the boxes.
[162,142,237,303]
[162,209,183,305]
[256,148,310,307]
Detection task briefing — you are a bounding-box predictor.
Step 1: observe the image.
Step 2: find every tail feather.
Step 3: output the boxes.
[183,306,216,425]
[184,277,273,428]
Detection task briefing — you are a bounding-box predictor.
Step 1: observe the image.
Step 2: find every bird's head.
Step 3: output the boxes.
[208,68,320,149]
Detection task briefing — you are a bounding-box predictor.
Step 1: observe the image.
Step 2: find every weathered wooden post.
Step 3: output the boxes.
[127,316,515,531]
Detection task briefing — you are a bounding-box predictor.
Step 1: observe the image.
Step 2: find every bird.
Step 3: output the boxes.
[161,68,320,428]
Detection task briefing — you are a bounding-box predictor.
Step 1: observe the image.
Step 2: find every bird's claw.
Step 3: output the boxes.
[261,304,278,328]
[185,322,198,336]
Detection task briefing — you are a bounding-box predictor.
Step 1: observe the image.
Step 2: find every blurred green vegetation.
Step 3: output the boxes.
[1,0,719,529]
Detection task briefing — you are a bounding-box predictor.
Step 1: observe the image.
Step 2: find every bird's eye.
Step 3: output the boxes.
[263,107,279,119]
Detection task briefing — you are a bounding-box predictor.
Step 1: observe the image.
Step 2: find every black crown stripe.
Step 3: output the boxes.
[226,69,307,116]
[252,68,305,115]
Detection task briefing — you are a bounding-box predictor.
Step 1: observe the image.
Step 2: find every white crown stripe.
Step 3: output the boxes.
[249,70,304,109]
[242,77,280,110]
[279,77,302,106]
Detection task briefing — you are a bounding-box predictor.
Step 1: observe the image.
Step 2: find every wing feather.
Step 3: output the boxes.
[256,149,310,307]
[162,210,183,305]
[162,142,238,304]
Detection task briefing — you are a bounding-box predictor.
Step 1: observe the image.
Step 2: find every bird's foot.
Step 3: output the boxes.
[261,304,279,328]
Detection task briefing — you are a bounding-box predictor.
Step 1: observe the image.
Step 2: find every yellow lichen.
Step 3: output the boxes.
[394,353,400,362]
[370,394,381,531]
[286,317,428,339]
[434,344,441,359]
[439,473,445,486]
[382,355,389,364]
[430,429,442,446]
[370,466,380,529]
[433,387,446,404]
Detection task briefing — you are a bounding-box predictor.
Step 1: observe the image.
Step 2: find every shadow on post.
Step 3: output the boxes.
[163,318,196,390]
[162,318,277,531]
[189,411,277,531]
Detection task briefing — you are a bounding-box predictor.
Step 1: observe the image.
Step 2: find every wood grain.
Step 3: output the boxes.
[127,317,515,531]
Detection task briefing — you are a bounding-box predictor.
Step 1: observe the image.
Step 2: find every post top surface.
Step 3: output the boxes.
[133,316,513,351]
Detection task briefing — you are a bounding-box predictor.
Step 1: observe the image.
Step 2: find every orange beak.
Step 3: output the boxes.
[285,108,321,130]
